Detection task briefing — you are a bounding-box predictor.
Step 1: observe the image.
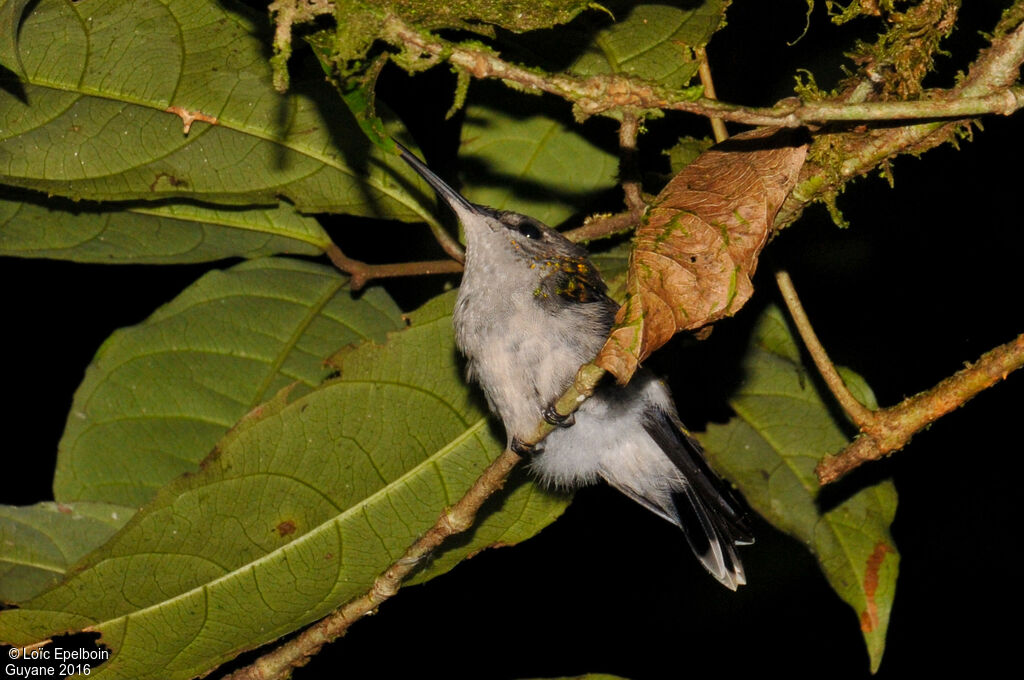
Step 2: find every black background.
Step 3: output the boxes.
[3,1,1021,678]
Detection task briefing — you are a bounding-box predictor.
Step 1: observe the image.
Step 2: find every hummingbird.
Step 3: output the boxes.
[396,142,753,589]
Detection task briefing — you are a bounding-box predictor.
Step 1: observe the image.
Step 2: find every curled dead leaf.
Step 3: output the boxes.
[597,128,808,383]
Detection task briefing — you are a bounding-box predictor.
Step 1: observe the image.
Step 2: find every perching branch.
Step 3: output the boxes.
[222,362,606,680]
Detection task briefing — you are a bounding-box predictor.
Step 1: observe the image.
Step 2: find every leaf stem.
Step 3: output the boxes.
[617,111,646,216]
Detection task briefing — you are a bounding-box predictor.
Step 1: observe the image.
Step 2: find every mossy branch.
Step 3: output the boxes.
[271,1,1024,255]
[775,4,1024,230]
[378,13,1024,126]
[269,3,1024,128]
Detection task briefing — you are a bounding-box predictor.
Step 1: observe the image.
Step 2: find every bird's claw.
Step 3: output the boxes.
[511,436,540,457]
[543,405,575,428]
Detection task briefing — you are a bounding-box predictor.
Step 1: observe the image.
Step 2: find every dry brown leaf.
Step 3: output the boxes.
[597,128,808,383]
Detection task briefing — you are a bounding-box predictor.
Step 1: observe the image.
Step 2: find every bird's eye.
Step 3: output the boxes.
[518,222,542,240]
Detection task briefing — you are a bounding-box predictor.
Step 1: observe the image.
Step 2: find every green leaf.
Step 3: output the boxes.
[460,104,618,226]
[53,257,405,507]
[0,0,435,221]
[0,0,31,77]
[589,239,632,304]
[569,1,728,88]
[0,193,330,263]
[0,502,132,603]
[664,136,715,174]
[0,291,567,680]
[701,305,898,673]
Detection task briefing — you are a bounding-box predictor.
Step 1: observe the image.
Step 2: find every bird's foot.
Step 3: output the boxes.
[511,436,541,457]
[542,405,575,428]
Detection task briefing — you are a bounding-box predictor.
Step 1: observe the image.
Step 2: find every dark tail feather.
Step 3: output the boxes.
[643,410,754,590]
[670,485,747,590]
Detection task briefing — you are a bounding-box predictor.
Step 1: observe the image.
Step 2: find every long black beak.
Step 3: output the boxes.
[394,141,482,217]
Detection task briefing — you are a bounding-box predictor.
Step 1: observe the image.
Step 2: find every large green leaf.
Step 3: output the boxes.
[54,257,405,507]
[0,0,433,220]
[460,104,618,227]
[0,193,330,263]
[0,502,132,603]
[701,305,898,673]
[0,0,31,77]
[0,291,567,680]
[569,1,728,88]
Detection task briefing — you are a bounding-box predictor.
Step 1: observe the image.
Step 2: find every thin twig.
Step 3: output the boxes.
[324,243,462,290]
[817,333,1024,484]
[557,114,649,246]
[222,362,606,680]
[617,111,646,216]
[696,46,728,144]
[775,270,876,428]
[563,210,639,243]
